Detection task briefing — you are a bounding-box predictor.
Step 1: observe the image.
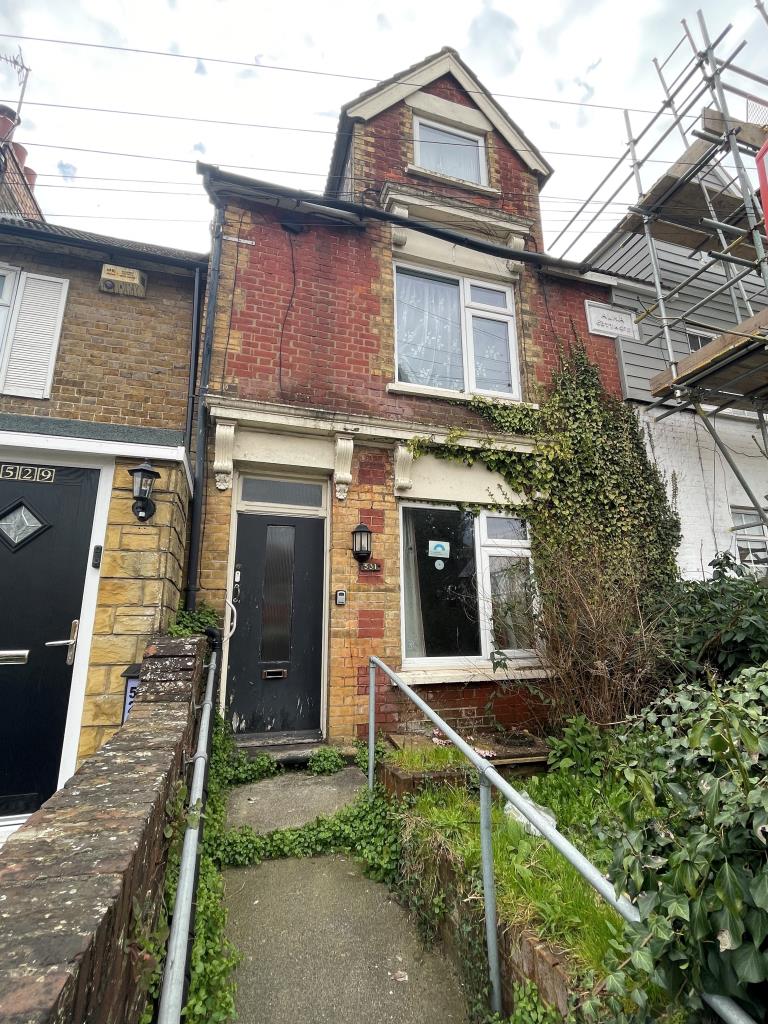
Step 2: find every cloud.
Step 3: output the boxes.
[237,68,258,79]
[538,0,603,51]
[193,142,206,154]
[57,160,77,182]
[586,57,602,74]
[467,1,521,74]
[194,59,207,76]
[314,110,338,118]
[376,13,391,30]
[168,41,180,54]
[573,77,595,104]
[549,120,560,130]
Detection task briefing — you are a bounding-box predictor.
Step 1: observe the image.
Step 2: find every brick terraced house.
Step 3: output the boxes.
[0,217,206,839]
[194,48,624,745]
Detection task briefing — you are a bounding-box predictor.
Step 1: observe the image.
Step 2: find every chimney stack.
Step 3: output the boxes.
[0,103,37,197]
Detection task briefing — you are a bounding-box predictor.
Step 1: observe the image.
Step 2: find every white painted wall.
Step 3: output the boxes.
[640,405,768,579]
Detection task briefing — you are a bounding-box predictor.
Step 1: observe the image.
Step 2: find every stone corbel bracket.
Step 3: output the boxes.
[334,435,354,500]
[391,203,409,248]
[394,443,413,492]
[213,420,236,490]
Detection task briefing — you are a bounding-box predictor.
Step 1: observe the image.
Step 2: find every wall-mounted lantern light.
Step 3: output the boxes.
[351,522,372,563]
[128,461,160,522]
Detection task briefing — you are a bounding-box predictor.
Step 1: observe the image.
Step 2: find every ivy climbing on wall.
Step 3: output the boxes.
[409,348,682,723]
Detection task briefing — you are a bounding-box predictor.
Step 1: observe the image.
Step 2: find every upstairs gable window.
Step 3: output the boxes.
[395,265,519,399]
[413,117,487,186]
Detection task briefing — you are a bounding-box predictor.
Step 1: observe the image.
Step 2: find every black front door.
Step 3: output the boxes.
[0,462,98,816]
[227,513,324,735]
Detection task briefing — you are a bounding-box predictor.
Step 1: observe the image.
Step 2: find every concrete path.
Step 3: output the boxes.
[227,766,363,832]
[224,768,467,1024]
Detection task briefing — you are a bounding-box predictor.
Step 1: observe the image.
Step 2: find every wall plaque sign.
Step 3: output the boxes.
[584,300,640,340]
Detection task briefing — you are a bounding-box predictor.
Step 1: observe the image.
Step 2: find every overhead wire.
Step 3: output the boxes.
[0,33,700,118]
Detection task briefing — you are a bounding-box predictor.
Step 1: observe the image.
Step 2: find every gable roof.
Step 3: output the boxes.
[325,47,552,196]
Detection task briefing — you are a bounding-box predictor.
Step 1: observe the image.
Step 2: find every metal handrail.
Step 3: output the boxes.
[367,656,757,1024]
[157,642,219,1024]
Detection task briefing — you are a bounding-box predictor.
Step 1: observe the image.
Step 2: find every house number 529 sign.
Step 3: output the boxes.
[0,464,56,483]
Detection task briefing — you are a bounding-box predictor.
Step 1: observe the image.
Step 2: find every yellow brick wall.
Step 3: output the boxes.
[77,458,189,760]
[327,447,401,740]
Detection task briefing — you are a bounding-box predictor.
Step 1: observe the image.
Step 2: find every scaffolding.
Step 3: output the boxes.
[554,8,768,535]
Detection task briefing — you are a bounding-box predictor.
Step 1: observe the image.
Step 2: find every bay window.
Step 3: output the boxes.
[401,505,534,664]
[395,266,519,398]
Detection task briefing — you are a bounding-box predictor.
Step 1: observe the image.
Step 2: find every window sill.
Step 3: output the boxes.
[398,658,543,687]
[405,164,501,197]
[387,381,533,407]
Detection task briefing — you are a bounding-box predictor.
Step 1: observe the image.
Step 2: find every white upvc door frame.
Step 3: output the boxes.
[0,444,114,840]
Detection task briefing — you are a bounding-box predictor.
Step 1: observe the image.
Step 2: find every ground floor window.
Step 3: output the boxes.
[731,506,768,576]
[401,504,534,661]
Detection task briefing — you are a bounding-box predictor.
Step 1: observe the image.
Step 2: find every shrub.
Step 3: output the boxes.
[167,603,220,638]
[656,552,768,680]
[306,746,346,775]
[524,542,668,726]
[601,665,768,1019]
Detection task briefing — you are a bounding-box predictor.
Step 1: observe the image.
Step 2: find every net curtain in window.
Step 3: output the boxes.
[396,270,464,391]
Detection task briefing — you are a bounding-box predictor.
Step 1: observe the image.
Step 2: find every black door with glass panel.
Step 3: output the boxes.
[228,513,324,735]
[0,462,98,816]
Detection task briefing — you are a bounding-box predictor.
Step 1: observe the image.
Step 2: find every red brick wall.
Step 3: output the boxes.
[358,665,546,738]
[208,203,618,423]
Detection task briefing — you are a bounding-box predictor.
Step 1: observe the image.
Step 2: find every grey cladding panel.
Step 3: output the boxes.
[601,235,767,402]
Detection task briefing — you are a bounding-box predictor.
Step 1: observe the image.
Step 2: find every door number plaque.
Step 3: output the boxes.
[0,464,56,483]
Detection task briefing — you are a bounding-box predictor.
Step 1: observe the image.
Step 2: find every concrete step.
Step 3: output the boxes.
[226,767,365,833]
[236,736,358,768]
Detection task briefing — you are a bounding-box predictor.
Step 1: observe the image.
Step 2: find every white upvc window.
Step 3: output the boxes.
[413,117,488,185]
[395,265,520,399]
[731,506,768,576]
[686,329,715,353]
[0,264,69,399]
[400,504,534,667]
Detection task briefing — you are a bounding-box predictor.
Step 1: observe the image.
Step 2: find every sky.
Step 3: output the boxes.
[0,0,765,260]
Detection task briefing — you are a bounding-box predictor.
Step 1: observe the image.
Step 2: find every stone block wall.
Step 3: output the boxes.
[79,460,190,761]
[0,635,207,1024]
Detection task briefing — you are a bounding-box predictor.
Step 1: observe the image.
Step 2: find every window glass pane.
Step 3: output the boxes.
[735,538,768,576]
[260,525,295,662]
[402,506,480,658]
[472,316,513,393]
[470,284,507,308]
[418,122,482,183]
[242,478,323,507]
[732,509,766,536]
[396,269,465,391]
[687,333,713,352]
[488,555,535,650]
[486,516,527,541]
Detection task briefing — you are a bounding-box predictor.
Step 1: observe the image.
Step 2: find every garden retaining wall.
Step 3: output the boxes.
[0,634,208,1024]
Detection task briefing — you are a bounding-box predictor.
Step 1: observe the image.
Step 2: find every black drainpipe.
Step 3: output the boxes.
[184,265,202,452]
[184,204,224,611]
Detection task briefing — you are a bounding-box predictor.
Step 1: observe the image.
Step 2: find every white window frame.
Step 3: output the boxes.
[686,328,716,353]
[413,116,488,186]
[399,503,534,669]
[394,263,520,400]
[730,505,768,576]
[0,265,19,347]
